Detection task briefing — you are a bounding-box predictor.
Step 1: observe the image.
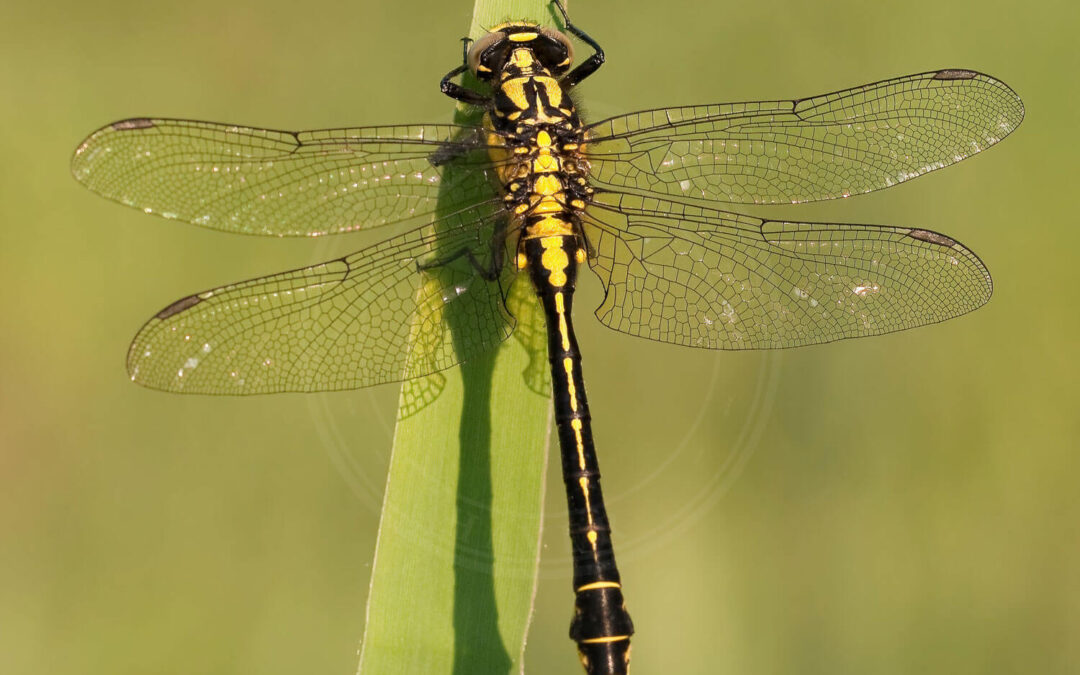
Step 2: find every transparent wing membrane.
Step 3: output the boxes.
[73,68,1021,394]
[72,119,498,236]
[585,70,1023,204]
[127,202,517,393]
[583,192,992,349]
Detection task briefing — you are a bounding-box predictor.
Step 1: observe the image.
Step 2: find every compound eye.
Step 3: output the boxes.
[467,31,506,78]
[538,26,574,73]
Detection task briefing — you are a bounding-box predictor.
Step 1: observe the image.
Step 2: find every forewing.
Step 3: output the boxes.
[585,70,1023,204]
[583,193,992,349]
[127,203,517,393]
[72,118,499,236]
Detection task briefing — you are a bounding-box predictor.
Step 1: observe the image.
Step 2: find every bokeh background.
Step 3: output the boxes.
[2,0,1076,673]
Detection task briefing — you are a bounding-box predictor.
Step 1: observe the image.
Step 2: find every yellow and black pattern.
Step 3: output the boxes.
[71,1,1023,672]
[523,235,634,674]
[466,18,634,672]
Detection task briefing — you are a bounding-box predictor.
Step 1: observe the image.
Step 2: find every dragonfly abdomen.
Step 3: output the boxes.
[521,234,633,675]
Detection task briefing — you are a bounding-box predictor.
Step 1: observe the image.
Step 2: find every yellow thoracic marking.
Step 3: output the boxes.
[509,31,538,42]
[510,48,534,68]
[536,129,553,147]
[577,581,621,592]
[516,253,527,269]
[563,356,577,408]
[580,635,631,645]
[575,248,586,263]
[477,63,491,73]
[541,78,564,107]
[540,237,569,287]
[502,77,529,111]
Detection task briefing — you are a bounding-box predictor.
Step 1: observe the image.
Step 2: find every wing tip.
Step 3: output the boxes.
[933,67,1026,134]
[71,117,158,179]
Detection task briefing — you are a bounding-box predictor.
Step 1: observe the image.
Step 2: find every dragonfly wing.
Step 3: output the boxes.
[585,70,1023,204]
[582,193,992,349]
[72,118,497,236]
[127,202,516,393]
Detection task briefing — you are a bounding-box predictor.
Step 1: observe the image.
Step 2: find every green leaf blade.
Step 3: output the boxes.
[358,1,559,673]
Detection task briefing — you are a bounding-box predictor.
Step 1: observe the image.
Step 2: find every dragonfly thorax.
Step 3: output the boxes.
[473,25,591,247]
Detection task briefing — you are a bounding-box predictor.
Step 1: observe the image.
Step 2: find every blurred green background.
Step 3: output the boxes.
[2,0,1076,673]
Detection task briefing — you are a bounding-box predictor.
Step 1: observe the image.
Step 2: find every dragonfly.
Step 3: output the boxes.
[70,2,1023,673]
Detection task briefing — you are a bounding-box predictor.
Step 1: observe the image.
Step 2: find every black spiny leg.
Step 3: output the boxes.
[552,0,605,89]
[416,220,508,283]
[440,37,489,106]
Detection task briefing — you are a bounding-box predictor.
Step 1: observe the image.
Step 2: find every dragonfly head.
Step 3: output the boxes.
[468,21,574,82]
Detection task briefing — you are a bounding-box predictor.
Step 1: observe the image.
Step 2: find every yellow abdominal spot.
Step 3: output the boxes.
[541,239,569,286]
[527,216,574,238]
[581,635,630,645]
[534,197,563,215]
[563,357,577,409]
[534,174,562,196]
[577,581,621,591]
[579,477,595,527]
[556,297,571,350]
[571,418,585,469]
[556,295,570,350]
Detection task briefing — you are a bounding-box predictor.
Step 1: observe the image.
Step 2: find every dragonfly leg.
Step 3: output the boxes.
[551,0,604,90]
[427,132,486,167]
[440,37,489,106]
[416,225,507,283]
